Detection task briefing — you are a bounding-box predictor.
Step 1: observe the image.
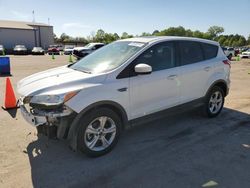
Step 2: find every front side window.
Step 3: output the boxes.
[179,41,203,65]
[70,41,146,74]
[135,42,176,72]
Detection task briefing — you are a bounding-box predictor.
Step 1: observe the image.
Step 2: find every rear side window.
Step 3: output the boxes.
[179,41,203,65]
[201,43,218,60]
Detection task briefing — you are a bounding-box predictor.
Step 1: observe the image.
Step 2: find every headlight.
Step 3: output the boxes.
[30,91,79,106]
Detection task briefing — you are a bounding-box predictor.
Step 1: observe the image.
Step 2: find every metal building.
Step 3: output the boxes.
[0,20,54,51]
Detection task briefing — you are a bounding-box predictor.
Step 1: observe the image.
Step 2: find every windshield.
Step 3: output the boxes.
[15,45,25,48]
[49,45,57,48]
[33,47,42,50]
[71,41,146,74]
[65,46,74,49]
[84,43,94,48]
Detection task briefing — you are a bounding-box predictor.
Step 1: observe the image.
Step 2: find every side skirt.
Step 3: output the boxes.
[128,97,205,127]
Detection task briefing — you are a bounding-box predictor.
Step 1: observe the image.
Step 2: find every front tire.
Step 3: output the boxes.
[203,86,225,118]
[77,108,122,157]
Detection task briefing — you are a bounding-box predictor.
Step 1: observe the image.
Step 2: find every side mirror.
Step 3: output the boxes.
[134,64,152,75]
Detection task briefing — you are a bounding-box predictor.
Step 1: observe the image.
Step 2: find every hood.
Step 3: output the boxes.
[17,65,107,97]
[14,47,27,51]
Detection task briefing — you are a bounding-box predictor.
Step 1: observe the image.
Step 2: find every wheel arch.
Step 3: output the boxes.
[67,100,128,151]
[205,79,228,97]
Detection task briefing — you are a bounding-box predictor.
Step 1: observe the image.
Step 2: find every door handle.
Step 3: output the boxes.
[204,67,211,71]
[167,75,177,80]
[117,87,128,92]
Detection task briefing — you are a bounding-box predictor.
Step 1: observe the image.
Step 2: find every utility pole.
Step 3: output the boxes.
[48,18,50,25]
[32,10,35,22]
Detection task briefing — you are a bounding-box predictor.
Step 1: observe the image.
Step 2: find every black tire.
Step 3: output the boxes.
[203,86,225,118]
[77,108,122,157]
[228,54,232,60]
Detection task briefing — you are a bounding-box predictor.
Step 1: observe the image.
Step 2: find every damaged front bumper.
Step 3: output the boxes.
[19,97,76,139]
[19,99,73,127]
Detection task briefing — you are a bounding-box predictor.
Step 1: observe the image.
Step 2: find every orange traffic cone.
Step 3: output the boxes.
[2,77,18,110]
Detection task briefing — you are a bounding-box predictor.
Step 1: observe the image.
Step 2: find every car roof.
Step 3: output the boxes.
[120,36,219,46]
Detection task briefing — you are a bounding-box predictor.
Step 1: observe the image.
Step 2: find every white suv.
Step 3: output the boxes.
[17,36,230,157]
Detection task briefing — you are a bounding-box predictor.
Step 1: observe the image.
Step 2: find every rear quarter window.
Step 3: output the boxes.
[201,43,218,60]
[179,41,203,65]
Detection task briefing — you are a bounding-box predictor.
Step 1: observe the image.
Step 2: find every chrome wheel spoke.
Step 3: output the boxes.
[101,136,110,148]
[216,98,222,103]
[99,116,108,128]
[103,125,116,134]
[86,126,98,134]
[87,135,99,149]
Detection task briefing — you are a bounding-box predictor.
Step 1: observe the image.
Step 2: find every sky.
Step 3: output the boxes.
[0,0,249,38]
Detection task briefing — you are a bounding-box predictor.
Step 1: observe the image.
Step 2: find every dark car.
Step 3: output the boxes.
[13,45,28,55]
[47,45,60,55]
[73,43,105,60]
[32,47,45,55]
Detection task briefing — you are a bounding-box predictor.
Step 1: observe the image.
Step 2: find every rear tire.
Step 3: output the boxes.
[77,108,122,157]
[203,86,225,118]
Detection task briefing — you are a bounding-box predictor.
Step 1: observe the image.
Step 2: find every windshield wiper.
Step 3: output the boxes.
[80,69,92,74]
[71,67,91,74]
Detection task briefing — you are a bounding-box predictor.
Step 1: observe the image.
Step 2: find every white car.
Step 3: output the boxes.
[240,49,250,58]
[72,43,105,59]
[63,46,74,55]
[222,47,234,60]
[31,47,45,55]
[17,36,230,157]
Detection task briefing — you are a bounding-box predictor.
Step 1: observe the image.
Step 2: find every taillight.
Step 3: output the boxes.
[223,59,231,68]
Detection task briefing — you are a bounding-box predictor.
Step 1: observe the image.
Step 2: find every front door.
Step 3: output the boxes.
[129,42,181,120]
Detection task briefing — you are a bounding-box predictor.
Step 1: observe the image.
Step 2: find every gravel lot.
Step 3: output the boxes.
[0,55,250,188]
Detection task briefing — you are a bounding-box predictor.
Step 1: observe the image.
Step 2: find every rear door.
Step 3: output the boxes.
[177,41,218,103]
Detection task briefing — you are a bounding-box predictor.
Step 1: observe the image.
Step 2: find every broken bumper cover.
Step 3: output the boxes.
[20,105,47,126]
[19,101,74,127]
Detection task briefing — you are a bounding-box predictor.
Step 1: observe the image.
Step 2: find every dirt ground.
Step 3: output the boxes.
[0,55,250,188]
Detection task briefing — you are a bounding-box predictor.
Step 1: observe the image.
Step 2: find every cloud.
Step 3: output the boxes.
[62,22,91,30]
[10,10,31,20]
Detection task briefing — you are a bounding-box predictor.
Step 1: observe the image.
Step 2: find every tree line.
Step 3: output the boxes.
[54,26,250,47]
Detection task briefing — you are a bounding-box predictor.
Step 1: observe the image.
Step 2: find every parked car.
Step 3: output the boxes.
[240,49,250,58]
[64,46,74,55]
[47,45,60,55]
[222,47,234,60]
[57,44,64,51]
[32,47,45,55]
[13,45,28,55]
[73,43,105,59]
[241,47,249,52]
[234,48,240,56]
[18,37,230,157]
[0,45,5,55]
